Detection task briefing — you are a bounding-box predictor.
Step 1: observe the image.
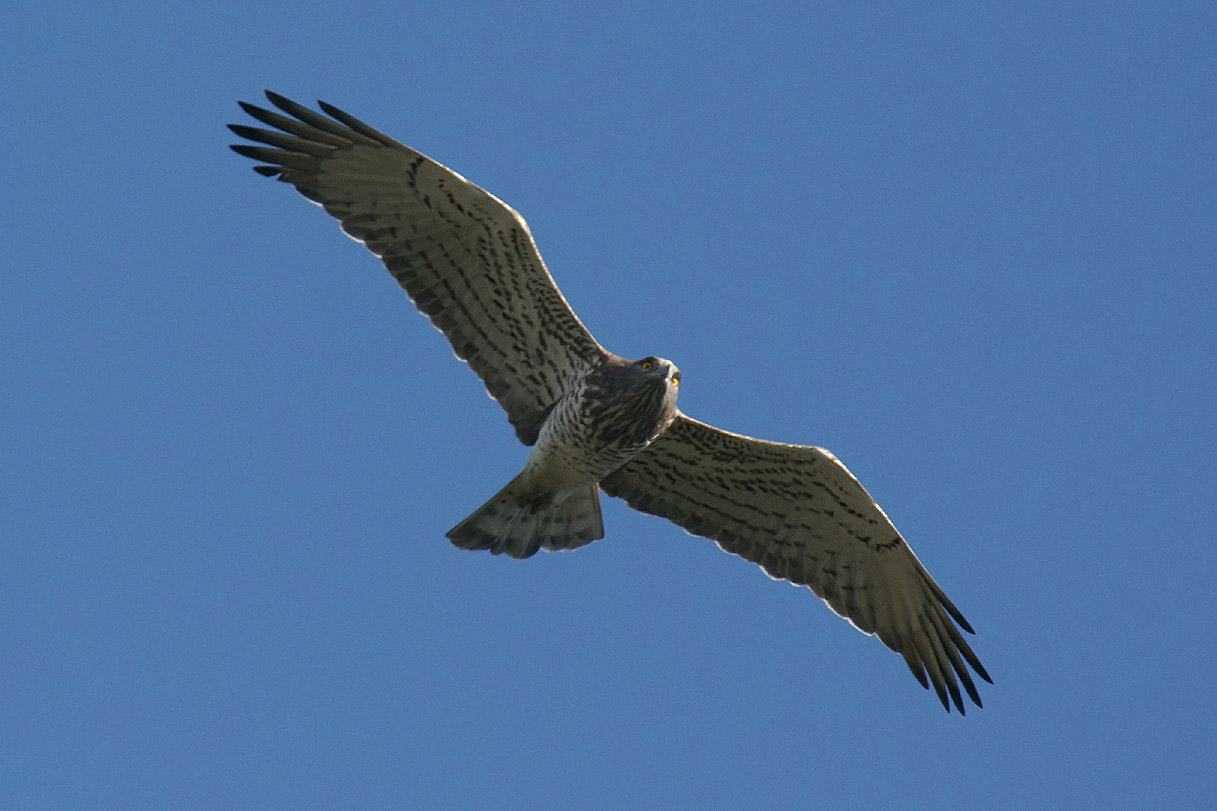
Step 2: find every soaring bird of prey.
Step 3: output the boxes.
[229,91,992,714]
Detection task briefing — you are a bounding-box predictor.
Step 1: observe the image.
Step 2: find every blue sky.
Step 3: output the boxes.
[4,1,1216,807]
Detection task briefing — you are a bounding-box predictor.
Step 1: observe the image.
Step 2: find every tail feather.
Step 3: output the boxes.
[447,475,604,559]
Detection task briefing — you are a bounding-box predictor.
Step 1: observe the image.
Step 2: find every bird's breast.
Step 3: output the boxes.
[527,381,669,488]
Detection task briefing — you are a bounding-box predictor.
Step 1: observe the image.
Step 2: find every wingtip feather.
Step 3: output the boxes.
[264,89,292,109]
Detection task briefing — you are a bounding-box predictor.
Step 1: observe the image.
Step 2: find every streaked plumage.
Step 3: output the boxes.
[229,92,992,714]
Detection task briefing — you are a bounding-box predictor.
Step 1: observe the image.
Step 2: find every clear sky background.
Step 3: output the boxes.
[4,2,1216,807]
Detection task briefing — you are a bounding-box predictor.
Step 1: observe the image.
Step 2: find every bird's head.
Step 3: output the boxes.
[591,354,682,428]
[633,356,681,421]
[630,355,681,403]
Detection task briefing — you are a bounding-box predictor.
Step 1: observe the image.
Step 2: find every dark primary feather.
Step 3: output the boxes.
[229,91,607,444]
[601,415,992,714]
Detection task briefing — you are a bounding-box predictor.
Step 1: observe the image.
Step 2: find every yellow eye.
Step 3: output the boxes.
[640,359,654,370]
[671,376,680,387]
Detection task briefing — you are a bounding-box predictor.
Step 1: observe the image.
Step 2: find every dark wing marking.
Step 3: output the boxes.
[601,414,992,714]
[229,91,607,444]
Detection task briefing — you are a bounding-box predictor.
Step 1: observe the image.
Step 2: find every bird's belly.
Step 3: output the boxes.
[524,380,667,500]
[522,431,640,497]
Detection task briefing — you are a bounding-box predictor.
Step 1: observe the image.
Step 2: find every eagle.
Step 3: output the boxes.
[229,92,992,714]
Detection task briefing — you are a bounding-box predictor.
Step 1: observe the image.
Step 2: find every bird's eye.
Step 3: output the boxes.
[671,376,680,387]
[640,359,654,370]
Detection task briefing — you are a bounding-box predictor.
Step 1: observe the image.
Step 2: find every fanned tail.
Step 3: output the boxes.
[446,474,604,559]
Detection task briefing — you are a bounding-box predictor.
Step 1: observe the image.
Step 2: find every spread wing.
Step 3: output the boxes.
[229,92,607,444]
[601,414,992,714]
